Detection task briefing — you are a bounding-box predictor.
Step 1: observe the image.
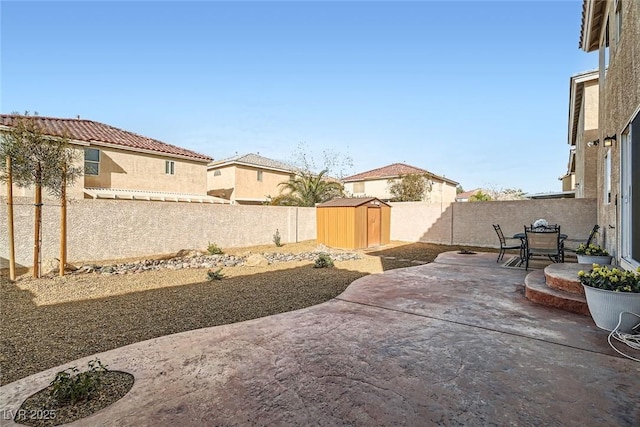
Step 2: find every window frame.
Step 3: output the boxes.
[353,182,365,193]
[257,170,263,182]
[165,160,175,175]
[84,148,100,176]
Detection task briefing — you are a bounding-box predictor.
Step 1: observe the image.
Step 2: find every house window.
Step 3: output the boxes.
[84,148,100,175]
[603,19,610,75]
[353,182,365,193]
[257,170,263,181]
[165,160,175,175]
[604,149,611,204]
[213,170,221,176]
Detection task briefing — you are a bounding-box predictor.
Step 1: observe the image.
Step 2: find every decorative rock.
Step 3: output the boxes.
[245,254,268,267]
[67,249,361,276]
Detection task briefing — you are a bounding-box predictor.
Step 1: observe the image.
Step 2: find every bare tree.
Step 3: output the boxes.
[0,114,83,277]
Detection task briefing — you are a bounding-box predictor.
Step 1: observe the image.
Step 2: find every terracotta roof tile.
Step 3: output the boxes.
[344,163,458,185]
[0,114,212,162]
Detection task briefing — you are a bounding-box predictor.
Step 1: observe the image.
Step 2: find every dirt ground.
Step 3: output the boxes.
[1,240,497,385]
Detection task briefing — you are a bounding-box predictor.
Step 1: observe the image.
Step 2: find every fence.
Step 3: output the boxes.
[1,197,316,269]
[1,197,597,268]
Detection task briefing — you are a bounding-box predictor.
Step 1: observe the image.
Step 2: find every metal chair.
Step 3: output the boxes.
[524,226,562,270]
[493,224,523,263]
[563,225,600,255]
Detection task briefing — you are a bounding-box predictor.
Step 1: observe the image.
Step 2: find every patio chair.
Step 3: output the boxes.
[524,226,563,270]
[563,224,600,255]
[492,224,523,263]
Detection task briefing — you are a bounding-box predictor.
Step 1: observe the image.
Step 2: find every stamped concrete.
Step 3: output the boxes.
[1,252,639,426]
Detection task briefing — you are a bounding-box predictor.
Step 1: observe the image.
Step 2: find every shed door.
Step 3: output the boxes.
[367,207,381,247]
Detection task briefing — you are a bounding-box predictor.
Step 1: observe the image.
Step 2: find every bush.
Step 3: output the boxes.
[207,242,223,255]
[273,229,283,247]
[50,359,108,403]
[314,253,334,268]
[207,268,225,281]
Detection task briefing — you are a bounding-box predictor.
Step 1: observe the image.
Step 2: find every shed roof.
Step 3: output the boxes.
[316,197,390,208]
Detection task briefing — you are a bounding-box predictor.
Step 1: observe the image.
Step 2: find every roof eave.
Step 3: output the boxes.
[580,0,606,52]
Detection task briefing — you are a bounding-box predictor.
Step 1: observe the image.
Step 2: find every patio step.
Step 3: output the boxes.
[544,263,586,295]
[524,270,590,316]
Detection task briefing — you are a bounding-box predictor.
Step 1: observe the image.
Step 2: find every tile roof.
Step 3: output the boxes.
[344,163,458,185]
[0,114,212,162]
[208,153,297,172]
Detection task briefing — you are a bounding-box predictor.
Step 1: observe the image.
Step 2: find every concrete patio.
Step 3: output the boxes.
[1,251,638,426]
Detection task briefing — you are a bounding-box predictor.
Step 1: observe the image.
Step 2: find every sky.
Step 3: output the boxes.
[1,0,598,194]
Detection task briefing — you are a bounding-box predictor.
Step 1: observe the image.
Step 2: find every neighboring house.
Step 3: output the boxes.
[455,189,482,202]
[579,0,639,269]
[0,114,222,203]
[343,163,458,205]
[207,153,297,205]
[559,70,599,198]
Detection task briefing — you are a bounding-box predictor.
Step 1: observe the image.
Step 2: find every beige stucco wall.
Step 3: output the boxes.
[573,79,599,199]
[234,166,293,202]
[390,199,597,248]
[1,197,316,267]
[207,165,294,204]
[207,165,237,198]
[346,178,457,205]
[2,196,598,268]
[84,145,208,194]
[596,0,640,259]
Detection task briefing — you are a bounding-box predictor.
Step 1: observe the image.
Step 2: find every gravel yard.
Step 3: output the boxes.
[1,240,496,385]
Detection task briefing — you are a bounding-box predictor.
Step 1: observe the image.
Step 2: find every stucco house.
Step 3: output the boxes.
[579,0,639,269]
[0,114,222,203]
[560,70,599,198]
[343,163,458,205]
[207,153,297,205]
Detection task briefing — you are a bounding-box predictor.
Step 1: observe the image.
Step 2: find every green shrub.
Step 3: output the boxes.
[314,253,334,268]
[50,359,108,403]
[207,268,225,281]
[207,242,223,255]
[273,229,283,247]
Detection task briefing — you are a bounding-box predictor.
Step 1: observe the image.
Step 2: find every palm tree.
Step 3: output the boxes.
[270,169,343,207]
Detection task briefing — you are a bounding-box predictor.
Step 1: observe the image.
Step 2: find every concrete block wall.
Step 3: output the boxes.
[390,199,598,248]
[2,197,597,269]
[1,197,316,268]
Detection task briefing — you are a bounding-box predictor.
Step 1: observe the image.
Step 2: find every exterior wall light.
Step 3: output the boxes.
[603,135,617,147]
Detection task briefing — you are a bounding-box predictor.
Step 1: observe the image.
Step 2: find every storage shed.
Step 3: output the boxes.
[316,197,391,249]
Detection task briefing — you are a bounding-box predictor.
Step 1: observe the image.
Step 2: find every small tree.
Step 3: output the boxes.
[469,190,492,202]
[0,114,82,277]
[456,184,464,194]
[271,169,344,207]
[388,173,430,202]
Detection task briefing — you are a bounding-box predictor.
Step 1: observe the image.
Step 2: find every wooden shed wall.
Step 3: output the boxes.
[354,205,368,249]
[317,206,358,249]
[317,200,391,249]
[381,204,391,245]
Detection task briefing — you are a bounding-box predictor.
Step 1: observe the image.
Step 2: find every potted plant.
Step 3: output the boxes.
[575,243,613,265]
[578,265,640,332]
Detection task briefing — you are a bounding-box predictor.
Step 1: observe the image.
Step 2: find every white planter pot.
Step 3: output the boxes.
[582,285,640,333]
[577,254,613,265]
